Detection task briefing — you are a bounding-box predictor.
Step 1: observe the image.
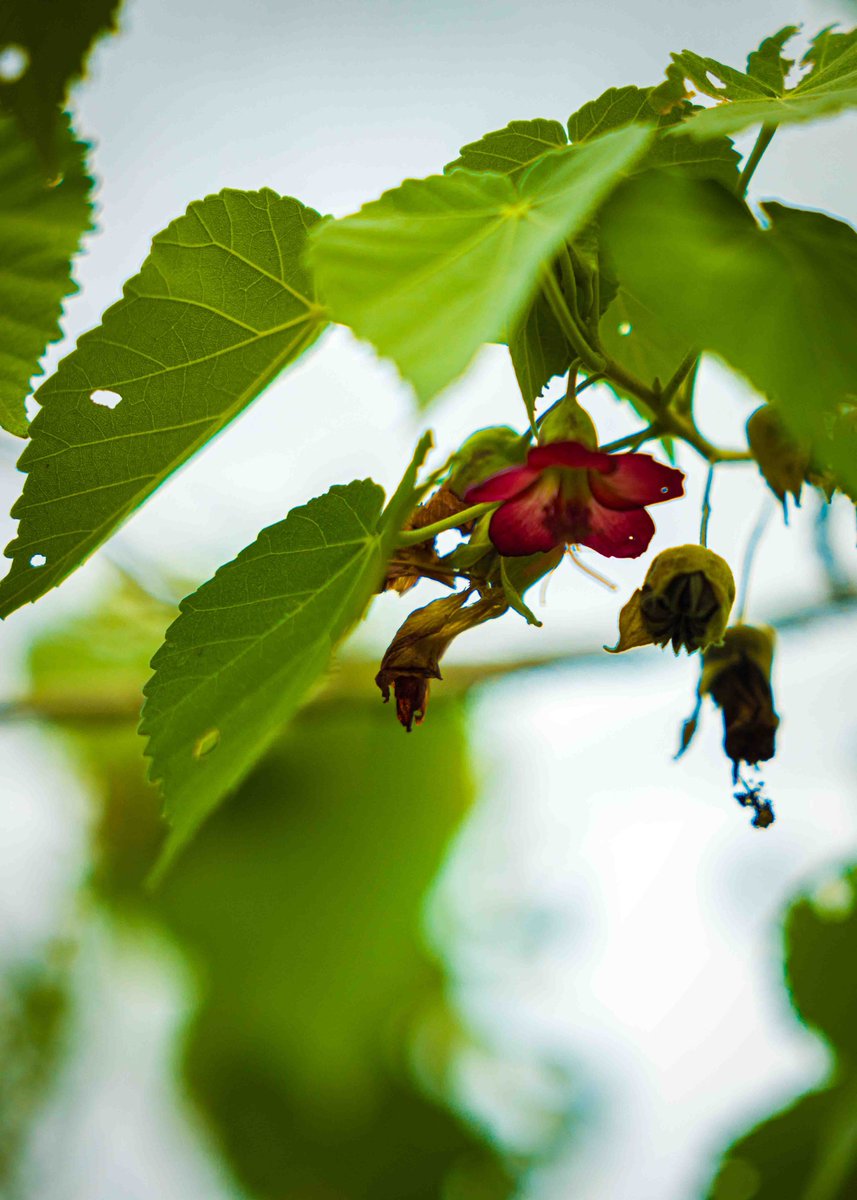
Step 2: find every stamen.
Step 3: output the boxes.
[566,546,618,591]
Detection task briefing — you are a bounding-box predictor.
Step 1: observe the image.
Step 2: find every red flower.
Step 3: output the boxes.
[464,441,684,558]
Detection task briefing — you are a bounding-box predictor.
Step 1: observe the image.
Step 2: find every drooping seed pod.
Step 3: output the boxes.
[608,544,735,655]
[701,624,779,773]
[746,404,811,508]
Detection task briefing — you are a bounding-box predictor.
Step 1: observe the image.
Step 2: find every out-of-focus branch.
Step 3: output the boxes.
[3,589,855,728]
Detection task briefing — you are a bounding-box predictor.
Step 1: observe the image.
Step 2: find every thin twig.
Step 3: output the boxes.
[699,464,715,547]
[736,497,775,622]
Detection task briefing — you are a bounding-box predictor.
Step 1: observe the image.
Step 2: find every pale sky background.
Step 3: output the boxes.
[2,0,857,1197]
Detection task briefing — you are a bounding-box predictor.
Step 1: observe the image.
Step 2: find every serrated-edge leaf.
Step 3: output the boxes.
[309,125,652,405]
[671,25,857,138]
[0,187,328,619]
[142,435,432,881]
[0,0,122,168]
[0,113,94,436]
[142,479,387,881]
[446,117,567,180]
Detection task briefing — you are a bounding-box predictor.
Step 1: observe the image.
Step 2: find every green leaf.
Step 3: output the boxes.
[446,117,567,180]
[569,86,740,187]
[568,85,671,141]
[142,436,429,880]
[601,172,857,496]
[707,865,857,1199]
[309,125,652,406]
[0,115,93,437]
[0,0,122,168]
[671,25,857,138]
[600,284,689,398]
[156,702,514,1200]
[508,288,572,417]
[0,188,327,619]
[141,480,385,878]
[445,96,736,412]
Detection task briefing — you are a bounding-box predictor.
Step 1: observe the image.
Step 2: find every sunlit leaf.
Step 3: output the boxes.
[0,115,92,437]
[142,437,429,877]
[309,125,652,405]
[0,0,121,168]
[601,172,857,496]
[672,25,857,138]
[0,188,327,619]
[443,96,736,411]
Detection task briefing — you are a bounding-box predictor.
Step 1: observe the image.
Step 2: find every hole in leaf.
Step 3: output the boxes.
[193,728,221,759]
[617,322,632,337]
[660,486,670,494]
[29,553,47,568]
[90,389,121,409]
[0,45,29,83]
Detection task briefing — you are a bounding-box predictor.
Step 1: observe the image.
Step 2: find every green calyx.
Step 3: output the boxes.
[538,392,598,448]
[608,544,736,655]
[445,425,525,495]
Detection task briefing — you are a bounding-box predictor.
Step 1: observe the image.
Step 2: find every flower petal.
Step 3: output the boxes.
[464,464,541,504]
[488,480,560,556]
[528,441,609,472]
[576,501,656,558]
[588,453,684,511]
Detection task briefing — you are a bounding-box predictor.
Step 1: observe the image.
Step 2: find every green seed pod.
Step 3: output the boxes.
[446,426,524,496]
[538,393,598,448]
[608,544,735,655]
[746,404,810,506]
[701,625,779,771]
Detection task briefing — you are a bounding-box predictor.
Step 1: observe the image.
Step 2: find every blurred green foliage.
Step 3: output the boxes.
[14,580,515,1200]
[708,866,857,1199]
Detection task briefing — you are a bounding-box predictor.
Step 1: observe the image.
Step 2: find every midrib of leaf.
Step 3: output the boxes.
[0,315,322,615]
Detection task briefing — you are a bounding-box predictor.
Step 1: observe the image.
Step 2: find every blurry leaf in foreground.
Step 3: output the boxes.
[0,957,70,1189]
[156,702,513,1200]
[0,115,93,437]
[708,864,857,1198]
[601,172,857,498]
[0,0,121,167]
[309,125,651,405]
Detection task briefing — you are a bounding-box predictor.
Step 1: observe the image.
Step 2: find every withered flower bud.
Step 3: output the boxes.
[701,624,779,774]
[376,589,507,730]
[608,545,735,655]
[446,426,525,497]
[385,485,472,595]
[746,404,811,508]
